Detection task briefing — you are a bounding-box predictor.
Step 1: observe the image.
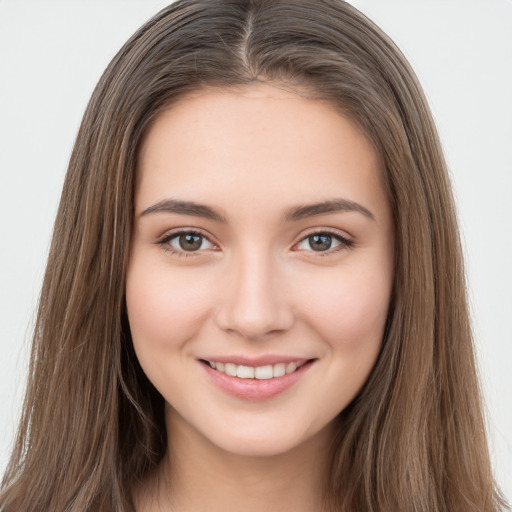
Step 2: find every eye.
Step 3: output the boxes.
[158,230,216,254]
[295,231,352,253]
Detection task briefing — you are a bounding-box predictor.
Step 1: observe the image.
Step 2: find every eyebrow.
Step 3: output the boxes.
[140,199,227,222]
[140,197,375,223]
[284,199,375,222]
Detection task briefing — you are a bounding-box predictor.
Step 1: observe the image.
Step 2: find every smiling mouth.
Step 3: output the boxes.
[200,359,313,380]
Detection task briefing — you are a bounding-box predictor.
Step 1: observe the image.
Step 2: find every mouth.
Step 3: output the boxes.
[200,359,310,380]
[199,358,316,400]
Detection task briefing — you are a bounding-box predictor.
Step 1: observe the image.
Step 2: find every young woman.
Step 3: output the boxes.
[0,1,508,511]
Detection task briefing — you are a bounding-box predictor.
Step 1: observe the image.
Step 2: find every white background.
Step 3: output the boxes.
[0,0,510,501]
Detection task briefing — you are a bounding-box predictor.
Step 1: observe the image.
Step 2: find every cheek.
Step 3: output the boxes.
[296,262,392,353]
[125,259,217,356]
[296,263,393,414]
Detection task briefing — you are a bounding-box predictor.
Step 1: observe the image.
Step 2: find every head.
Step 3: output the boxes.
[2,1,502,511]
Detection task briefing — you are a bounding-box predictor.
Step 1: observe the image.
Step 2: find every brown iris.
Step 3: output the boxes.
[179,233,203,251]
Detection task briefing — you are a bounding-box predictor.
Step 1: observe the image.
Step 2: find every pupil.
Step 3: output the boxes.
[309,234,332,251]
[179,233,202,251]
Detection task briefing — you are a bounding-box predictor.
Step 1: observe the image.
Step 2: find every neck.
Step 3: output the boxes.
[136,407,333,512]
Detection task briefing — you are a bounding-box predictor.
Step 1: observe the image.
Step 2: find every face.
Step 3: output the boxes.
[126,84,394,458]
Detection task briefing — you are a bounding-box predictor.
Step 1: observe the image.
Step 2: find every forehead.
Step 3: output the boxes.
[136,84,387,220]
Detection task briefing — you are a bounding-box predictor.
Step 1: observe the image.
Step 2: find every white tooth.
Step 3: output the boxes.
[225,363,237,376]
[273,363,286,377]
[285,362,297,374]
[208,361,216,369]
[237,365,255,379]
[216,362,225,372]
[255,365,273,380]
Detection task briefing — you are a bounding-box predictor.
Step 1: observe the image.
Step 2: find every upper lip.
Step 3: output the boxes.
[198,355,314,367]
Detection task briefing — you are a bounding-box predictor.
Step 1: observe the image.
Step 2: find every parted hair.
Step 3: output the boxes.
[1,1,507,511]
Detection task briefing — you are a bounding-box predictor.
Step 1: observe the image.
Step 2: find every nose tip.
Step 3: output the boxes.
[215,259,294,340]
[216,288,294,340]
[224,320,285,340]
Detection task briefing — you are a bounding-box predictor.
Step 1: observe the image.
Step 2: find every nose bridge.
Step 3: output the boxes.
[216,245,293,339]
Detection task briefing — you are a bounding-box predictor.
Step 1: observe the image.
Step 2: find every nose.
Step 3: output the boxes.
[215,251,294,340]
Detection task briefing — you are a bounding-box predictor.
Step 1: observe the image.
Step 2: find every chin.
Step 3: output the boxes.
[192,414,334,460]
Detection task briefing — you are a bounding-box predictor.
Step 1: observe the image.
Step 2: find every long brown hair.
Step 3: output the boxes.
[1,1,507,510]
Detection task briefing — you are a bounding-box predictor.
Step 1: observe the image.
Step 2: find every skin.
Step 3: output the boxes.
[127,83,394,511]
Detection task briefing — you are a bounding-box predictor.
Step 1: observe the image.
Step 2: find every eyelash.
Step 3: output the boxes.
[156,228,354,258]
[156,228,217,258]
[294,229,354,256]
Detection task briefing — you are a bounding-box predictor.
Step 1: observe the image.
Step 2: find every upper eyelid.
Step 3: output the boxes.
[157,227,216,243]
[294,227,353,243]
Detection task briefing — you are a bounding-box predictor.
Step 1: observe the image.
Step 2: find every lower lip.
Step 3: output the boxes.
[201,360,314,400]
